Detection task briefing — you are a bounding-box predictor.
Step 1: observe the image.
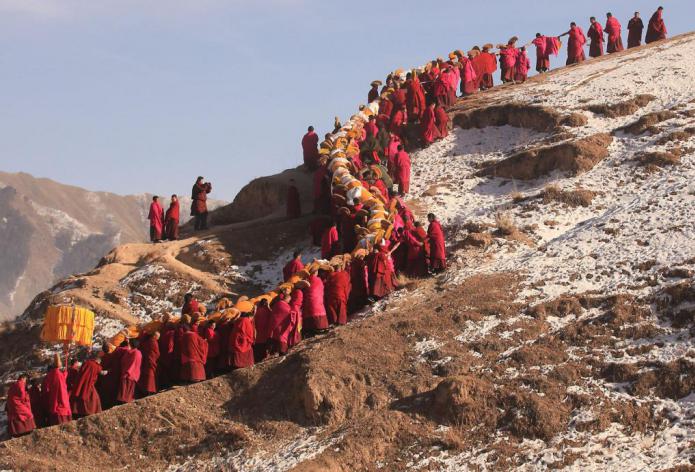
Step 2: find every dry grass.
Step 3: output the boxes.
[510,191,525,203]
[495,211,517,236]
[540,184,595,207]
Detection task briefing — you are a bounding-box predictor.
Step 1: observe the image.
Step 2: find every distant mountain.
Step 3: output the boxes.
[0,172,225,320]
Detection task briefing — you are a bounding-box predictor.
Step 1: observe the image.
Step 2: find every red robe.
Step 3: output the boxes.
[201,325,220,377]
[157,327,176,388]
[459,57,478,95]
[98,348,122,409]
[348,258,369,309]
[268,300,292,353]
[117,347,142,403]
[379,99,394,123]
[288,289,304,347]
[406,77,427,120]
[302,274,329,330]
[499,47,518,82]
[180,330,208,382]
[478,52,497,89]
[394,150,411,195]
[254,304,273,349]
[405,227,430,277]
[428,220,447,270]
[164,201,180,240]
[514,51,531,82]
[43,368,71,425]
[627,17,644,48]
[182,299,200,316]
[566,27,587,65]
[137,335,160,394]
[532,36,550,71]
[421,107,440,145]
[391,88,406,110]
[230,315,255,367]
[588,22,605,57]
[368,249,395,298]
[283,259,304,282]
[70,359,102,416]
[645,10,667,44]
[321,226,339,259]
[148,201,164,241]
[389,109,406,137]
[28,384,46,427]
[434,106,449,139]
[6,379,35,437]
[365,121,378,138]
[605,17,624,53]
[302,131,320,167]
[324,270,351,325]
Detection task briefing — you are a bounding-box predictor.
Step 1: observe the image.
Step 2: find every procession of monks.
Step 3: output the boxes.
[4,6,670,440]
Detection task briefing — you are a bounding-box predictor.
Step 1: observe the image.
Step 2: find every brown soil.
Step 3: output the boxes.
[477,133,613,180]
[451,103,585,132]
[636,149,682,168]
[656,127,695,144]
[616,110,678,135]
[462,232,493,248]
[631,359,695,400]
[587,94,656,118]
[540,185,596,207]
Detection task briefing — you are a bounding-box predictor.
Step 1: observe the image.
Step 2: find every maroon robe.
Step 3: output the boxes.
[405,227,430,277]
[148,201,164,241]
[394,150,411,195]
[164,201,180,240]
[645,10,667,44]
[98,348,122,409]
[588,22,605,57]
[478,52,497,89]
[283,258,304,282]
[286,185,301,219]
[434,107,449,140]
[253,304,273,361]
[230,315,255,367]
[157,327,176,388]
[268,300,292,354]
[627,17,644,48]
[302,274,329,331]
[6,379,36,437]
[532,36,550,71]
[70,359,102,416]
[117,347,142,404]
[421,107,440,145]
[428,220,447,271]
[180,330,208,382]
[566,27,587,65]
[28,383,46,427]
[302,131,320,167]
[605,17,624,53]
[368,86,379,103]
[137,335,160,394]
[324,270,351,325]
[406,77,427,120]
[368,249,395,298]
[43,368,71,425]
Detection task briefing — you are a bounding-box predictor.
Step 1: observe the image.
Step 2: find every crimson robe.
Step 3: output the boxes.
[588,22,605,57]
[566,27,587,65]
[98,348,122,409]
[405,227,430,277]
[627,18,644,48]
[428,220,447,270]
[478,52,497,89]
[286,185,301,219]
[288,289,304,347]
[368,249,395,298]
[268,300,292,353]
[365,121,378,138]
[394,150,411,195]
[389,109,406,137]
[645,10,667,44]
[379,99,394,120]
[6,379,35,437]
[406,77,427,120]
[324,270,351,325]
[216,321,234,371]
[499,47,518,82]
[148,201,164,241]
[302,131,320,167]
[253,304,273,362]
[117,347,142,403]
[514,51,531,82]
[283,259,304,283]
[532,36,550,71]
[182,299,200,316]
[302,274,329,330]
[43,368,71,425]
[157,327,176,388]
[605,17,624,53]
[391,89,406,110]
[321,226,339,259]
[230,315,255,367]
[70,359,102,416]
[434,106,449,140]
[137,335,159,395]
[421,107,440,145]
[200,325,220,377]
[180,330,208,382]
[164,201,180,240]
[28,384,46,427]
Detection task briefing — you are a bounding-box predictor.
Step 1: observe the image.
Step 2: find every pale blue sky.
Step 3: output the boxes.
[0,0,690,200]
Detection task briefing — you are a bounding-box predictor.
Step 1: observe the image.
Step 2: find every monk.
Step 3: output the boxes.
[421,102,440,146]
[117,339,141,404]
[393,145,411,195]
[434,104,449,140]
[43,354,72,425]
[514,47,531,83]
[157,324,176,389]
[348,256,369,311]
[201,320,219,378]
[288,288,304,348]
[368,245,396,299]
[433,71,449,107]
[588,17,605,58]
[604,13,624,53]
[137,332,159,396]
[321,222,339,259]
[302,270,330,334]
[368,81,380,103]
[405,73,426,121]
[180,323,208,382]
[253,299,273,362]
[532,34,550,72]
[230,311,255,367]
[389,105,407,139]
[6,373,36,437]
[645,7,667,44]
[405,222,430,277]
[427,213,446,273]
[479,44,498,89]
[148,196,164,242]
[302,125,320,169]
[365,116,378,138]
[66,358,81,393]
[324,266,351,325]
[286,179,301,219]
[459,51,478,96]
[164,194,180,241]
[182,293,200,316]
[560,23,587,65]
[499,38,519,83]
[268,295,292,354]
[98,343,122,409]
[28,378,46,427]
[313,165,330,214]
[627,12,644,48]
[191,176,212,231]
[70,353,102,417]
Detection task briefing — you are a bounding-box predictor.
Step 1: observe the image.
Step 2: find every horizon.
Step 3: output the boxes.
[0,0,691,201]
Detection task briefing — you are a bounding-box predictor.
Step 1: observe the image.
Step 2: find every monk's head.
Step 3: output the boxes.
[414,221,422,228]
[536,33,541,38]
[153,195,159,202]
[197,176,204,183]
[570,22,577,29]
[171,194,178,202]
[308,125,314,132]
[590,16,596,23]
[634,12,640,18]
[17,373,28,383]
[658,6,663,12]
[606,12,612,19]
[293,250,302,260]
[184,293,194,303]
[427,213,437,223]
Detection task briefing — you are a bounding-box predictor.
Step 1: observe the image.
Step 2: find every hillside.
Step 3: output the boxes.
[2,33,695,471]
[0,172,225,321]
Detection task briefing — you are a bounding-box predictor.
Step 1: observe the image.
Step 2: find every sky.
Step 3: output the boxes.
[0,0,691,201]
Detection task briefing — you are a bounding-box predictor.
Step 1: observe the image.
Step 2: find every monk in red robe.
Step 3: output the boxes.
[5,374,35,437]
[28,378,46,427]
[283,252,304,282]
[458,52,478,96]
[514,47,531,83]
[180,323,208,382]
[157,324,176,389]
[532,34,550,72]
[405,222,430,277]
[645,7,667,44]
[43,354,72,425]
[313,166,330,214]
[302,271,330,334]
[368,245,396,299]
[201,320,220,377]
[324,267,351,325]
[391,87,406,111]
[288,288,304,348]
[479,45,498,89]
[389,105,407,138]
[604,13,624,53]
[427,213,447,272]
[405,73,426,121]
[499,38,519,83]
[587,17,605,57]
[368,82,380,103]
[137,332,159,396]
[117,339,142,404]
[98,343,121,409]
[215,319,234,373]
[286,179,301,219]
[191,177,212,231]
[393,146,411,195]
[321,222,339,259]
[433,72,449,107]
[421,102,440,145]
[70,354,102,417]
[164,194,180,240]
[148,196,164,242]
[561,23,587,65]
[253,299,272,362]
[228,312,255,367]
[434,104,449,140]
[302,126,320,169]
[268,295,292,354]
[66,358,80,393]
[378,97,394,127]
[627,12,644,48]
[365,116,378,138]
[182,293,200,316]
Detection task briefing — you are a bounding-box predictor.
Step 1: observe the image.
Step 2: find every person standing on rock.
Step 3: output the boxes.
[645,7,667,44]
[5,373,36,438]
[148,195,164,242]
[427,213,447,273]
[587,17,605,58]
[70,353,103,418]
[191,176,212,231]
[604,13,624,53]
[116,338,141,404]
[559,23,587,65]
[531,34,550,73]
[627,12,644,48]
[283,251,304,282]
[164,194,180,241]
[286,179,302,219]
[42,354,72,425]
[302,126,320,170]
